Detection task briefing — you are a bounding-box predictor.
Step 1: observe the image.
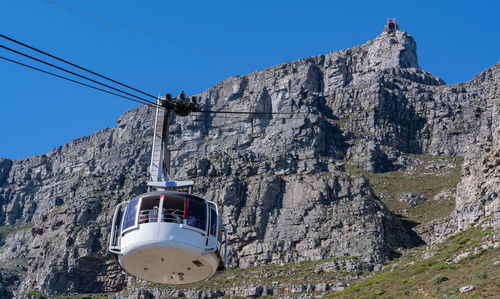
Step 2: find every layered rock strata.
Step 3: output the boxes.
[0,21,498,296]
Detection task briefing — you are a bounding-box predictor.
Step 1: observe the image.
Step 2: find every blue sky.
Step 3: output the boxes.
[0,0,498,159]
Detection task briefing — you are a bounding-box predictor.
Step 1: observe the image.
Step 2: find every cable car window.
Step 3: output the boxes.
[162,195,184,224]
[122,197,139,231]
[138,195,160,224]
[186,196,206,231]
[112,207,123,246]
[210,207,217,237]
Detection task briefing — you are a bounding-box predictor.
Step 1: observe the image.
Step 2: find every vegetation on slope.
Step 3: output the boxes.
[345,153,463,224]
[329,223,499,298]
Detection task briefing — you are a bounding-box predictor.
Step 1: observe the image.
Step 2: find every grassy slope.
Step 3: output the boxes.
[345,154,463,224]
[330,224,499,298]
[330,154,500,298]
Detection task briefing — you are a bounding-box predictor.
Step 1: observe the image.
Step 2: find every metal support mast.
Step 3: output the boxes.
[147,92,201,192]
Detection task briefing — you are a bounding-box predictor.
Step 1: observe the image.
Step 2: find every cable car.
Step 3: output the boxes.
[108,187,227,284]
[108,93,227,284]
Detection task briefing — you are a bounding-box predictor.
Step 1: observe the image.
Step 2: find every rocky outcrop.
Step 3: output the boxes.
[453,135,499,230]
[415,65,499,244]
[0,21,498,297]
[205,172,417,268]
[0,159,12,187]
[346,139,392,173]
[453,66,499,230]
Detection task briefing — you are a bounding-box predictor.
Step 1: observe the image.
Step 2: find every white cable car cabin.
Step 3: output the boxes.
[108,94,227,284]
[108,189,227,284]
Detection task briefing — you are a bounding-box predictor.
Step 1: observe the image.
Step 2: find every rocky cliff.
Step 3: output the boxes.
[422,66,499,244]
[0,21,498,297]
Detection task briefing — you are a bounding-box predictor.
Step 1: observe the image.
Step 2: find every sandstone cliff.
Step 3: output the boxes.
[0,21,498,297]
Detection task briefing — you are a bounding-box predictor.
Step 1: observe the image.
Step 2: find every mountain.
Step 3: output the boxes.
[0,19,498,298]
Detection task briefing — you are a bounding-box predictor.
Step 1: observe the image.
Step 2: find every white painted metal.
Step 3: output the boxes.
[147,180,194,189]
[149,99,166,182]
[109,201,128,254]
[204,200,219,254]
[119,222,219,284]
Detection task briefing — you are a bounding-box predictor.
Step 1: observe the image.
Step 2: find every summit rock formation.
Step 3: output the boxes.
[0,20,498,297]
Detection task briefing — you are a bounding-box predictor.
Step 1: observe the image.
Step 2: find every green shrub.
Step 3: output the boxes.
[473,271,487,279]
[26,289,46,299]
[431,274,448,285]
[374,289,386,296]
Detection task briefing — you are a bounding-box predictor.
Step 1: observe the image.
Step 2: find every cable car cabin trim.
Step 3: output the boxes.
[222,226,228,267]
[203,200,220,254]
[109,201,128,254]
[179,224,207,235]
[121,196,142,236]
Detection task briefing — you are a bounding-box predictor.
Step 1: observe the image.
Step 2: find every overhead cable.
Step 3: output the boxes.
[0,38,303,119]
[189,114,306,120]
[0,33,157,100]
[43,0,255,68]
[0,47,301,118]
[0,55,160,108]
[0,44,156,105]
[0,53,298,118]
[199,110,296,115]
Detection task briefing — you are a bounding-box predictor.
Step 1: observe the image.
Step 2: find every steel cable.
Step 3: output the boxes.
[0,44,157,105]
[0,33,157,100]
[0,55,160,108]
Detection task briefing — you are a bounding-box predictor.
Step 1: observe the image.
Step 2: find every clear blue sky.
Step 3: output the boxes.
[0,0,498,159]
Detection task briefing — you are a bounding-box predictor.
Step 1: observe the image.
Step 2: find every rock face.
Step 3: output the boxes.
[0,159,12,187]
[453,89,499,231]
[0,21,498,297]
[420,64,499,244]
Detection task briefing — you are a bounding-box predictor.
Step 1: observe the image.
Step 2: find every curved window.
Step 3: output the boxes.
[209,207,217,237]
[122,197,139,231]
[186,196,206,231]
